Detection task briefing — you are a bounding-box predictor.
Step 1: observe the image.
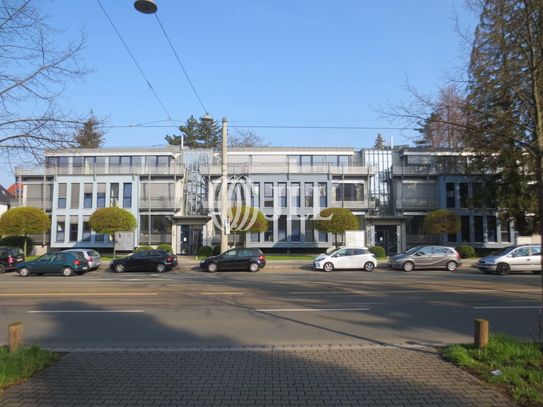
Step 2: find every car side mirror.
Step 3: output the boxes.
[130,255,135,259]
[416,252,423,256]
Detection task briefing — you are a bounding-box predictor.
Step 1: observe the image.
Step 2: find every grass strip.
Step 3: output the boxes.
[441,333,543,406]
[0,345,59,390]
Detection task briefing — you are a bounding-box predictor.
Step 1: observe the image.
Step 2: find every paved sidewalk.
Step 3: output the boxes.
[0,345,517,407]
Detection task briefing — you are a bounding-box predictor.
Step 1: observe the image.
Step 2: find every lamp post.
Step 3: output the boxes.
[202,114,229,253]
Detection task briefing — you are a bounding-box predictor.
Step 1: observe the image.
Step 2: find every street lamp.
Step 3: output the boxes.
[202,114,229,253]
[134,0,158,14]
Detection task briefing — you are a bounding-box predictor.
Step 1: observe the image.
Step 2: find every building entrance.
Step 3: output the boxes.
[374,225,398,255]
[179,226,203,256]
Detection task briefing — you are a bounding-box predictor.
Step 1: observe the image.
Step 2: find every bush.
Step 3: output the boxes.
[212,245,221,256]
[370,246,386,258]
[0,236,33,256]
[456,245,475,259]
[198,246,213,258]
[135,245,153,253]
[157,244,173,253]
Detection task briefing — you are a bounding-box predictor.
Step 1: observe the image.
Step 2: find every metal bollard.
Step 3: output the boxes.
[474,319,488,348]
[9,322,23,353]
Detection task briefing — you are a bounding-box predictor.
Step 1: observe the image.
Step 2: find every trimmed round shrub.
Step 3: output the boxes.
[370,245,386,258]
[0,236,33,256]
[157,244,173,253]
[456,245,475,259]
[135,245,153,253]
[212,245,221,256]
[198,245,213,258]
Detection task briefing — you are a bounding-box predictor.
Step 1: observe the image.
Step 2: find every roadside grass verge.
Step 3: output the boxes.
[0,345,59,390]
[441,333,543,406]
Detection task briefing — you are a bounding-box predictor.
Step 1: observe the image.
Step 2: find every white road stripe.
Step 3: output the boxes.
[251,308,370,312]
[200,292,244,295]
[28,310,145,313]
[0,293,158,297]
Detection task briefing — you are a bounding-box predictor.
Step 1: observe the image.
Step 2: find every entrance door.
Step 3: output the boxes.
[180,227,203,256]
[374,225,398,256]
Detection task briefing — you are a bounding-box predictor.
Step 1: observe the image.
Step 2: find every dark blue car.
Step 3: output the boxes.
[17,252,89,277]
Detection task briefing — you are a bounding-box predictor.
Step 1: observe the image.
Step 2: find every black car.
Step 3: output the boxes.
[200,248,266,273]
[0,246,25,274]
[110,250,178,273]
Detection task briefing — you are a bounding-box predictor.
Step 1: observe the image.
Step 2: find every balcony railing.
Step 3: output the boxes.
[395,197,438,211]
[207,163,378,176]
[11,198,52,211]
[139,197,178,211]
[17,163,185,177]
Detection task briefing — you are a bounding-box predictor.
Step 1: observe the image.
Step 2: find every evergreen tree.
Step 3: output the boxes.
[72,111,106,148]
[165,115,222,150]
[373,134,386,149]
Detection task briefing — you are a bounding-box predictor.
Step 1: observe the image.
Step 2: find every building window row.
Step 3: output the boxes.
[47,155,171,169]
[57,182,133,209]
[446,182,484,209]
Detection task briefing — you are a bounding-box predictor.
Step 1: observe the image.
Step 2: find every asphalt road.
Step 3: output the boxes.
[0,261,541,349]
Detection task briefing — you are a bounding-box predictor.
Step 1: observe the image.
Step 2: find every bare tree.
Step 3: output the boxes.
[0,0,93,164]
[228,129,270,147]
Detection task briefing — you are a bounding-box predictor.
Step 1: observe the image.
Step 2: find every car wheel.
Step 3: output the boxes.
[19,267,30,277]
[323,262,334,272]
[156,263,166,273]
[446,261,457,271]
[497,263,510,275]
[113,263,125,273]
[249,262,260,272]
[207,262,218,273]
[532,270,541,275]
[402,261,414,272]
[0,264,6,274]
[363,262,375,272]
[62,267,74,277]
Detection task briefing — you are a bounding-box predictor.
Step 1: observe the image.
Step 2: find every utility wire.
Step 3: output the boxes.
[96,0,174,122]
[154,14,208,114]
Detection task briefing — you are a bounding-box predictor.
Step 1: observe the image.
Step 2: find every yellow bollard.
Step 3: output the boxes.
[474,319,489,348]
[9,322,23,353]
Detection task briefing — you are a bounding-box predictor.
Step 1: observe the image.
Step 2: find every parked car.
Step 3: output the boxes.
[476,245,542,275]
[314,247,376,272]
[17,252,89,277]
[200,248,266,272]
[110,249,178,273]
[389,245,462,272]
[0,246,25,274]
[62,249,101,270]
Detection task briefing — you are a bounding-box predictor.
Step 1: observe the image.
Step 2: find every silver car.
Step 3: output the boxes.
[389,245,462,272]
[62,249,102,271]
[476,245,541,275]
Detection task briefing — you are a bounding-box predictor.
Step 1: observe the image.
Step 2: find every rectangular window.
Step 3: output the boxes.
[278,215,287,242]
[406,216,425,236]
[58,183,67,208]
[305,216,315,243]
[82,221,91,242]
[278,183,287,208]
[333,183,363,202]
[73,157,83,173]
[97,183,106,208]
[318,230,328,242]
[474,216,483,242]
[459,183,468,208]
[56,217,65,242]
[304,182,313,207]
[300,155,311,166]
[472,183,483,208]
[264,182,273,208]
[319,183,327,207]
[95,233,105,242]
[84,183,93,208]
[291,218,301,242]
[70,183,80,209]
[291,182,300,207]
[446,183,456,209]
[264,219,274,242]
[461,216,470,243]
[69,216,78,242]
[110,183,119,207]
[487,216,497,242]
[251,183,260,207]
[123,183,132,208]
[500,219,511,243]
[250,232,260,243]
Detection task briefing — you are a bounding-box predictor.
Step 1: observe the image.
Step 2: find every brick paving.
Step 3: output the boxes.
[0,345,518,407]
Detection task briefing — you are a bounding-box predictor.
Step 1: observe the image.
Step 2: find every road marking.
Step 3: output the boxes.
[473,306,541,309]
[0,293,158,297]
[28,310,145,313]
[251,308,370,312]
[200,292,244,295]
[288,289,541,295]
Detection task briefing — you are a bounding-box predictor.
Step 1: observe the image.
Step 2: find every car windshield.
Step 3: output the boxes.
[404,246,423,254]
[326,248,342,256]
[490,246,516,256]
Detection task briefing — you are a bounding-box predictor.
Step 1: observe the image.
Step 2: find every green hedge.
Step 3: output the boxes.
[157,244,173,253]
[135,245,153,253]
[370,246,386,258]
[212,245,221,256]
[198,246,213,257]
[0,236,33,256]
[456,245,475,259]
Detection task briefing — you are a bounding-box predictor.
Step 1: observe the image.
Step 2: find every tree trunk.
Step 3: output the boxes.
[23,233,27,257]
[113,234,116,259]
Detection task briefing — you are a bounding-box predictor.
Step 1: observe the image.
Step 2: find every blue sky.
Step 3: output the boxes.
[2,0,475,187]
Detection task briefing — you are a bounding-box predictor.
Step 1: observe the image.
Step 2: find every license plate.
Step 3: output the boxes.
[82,267,88,270]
